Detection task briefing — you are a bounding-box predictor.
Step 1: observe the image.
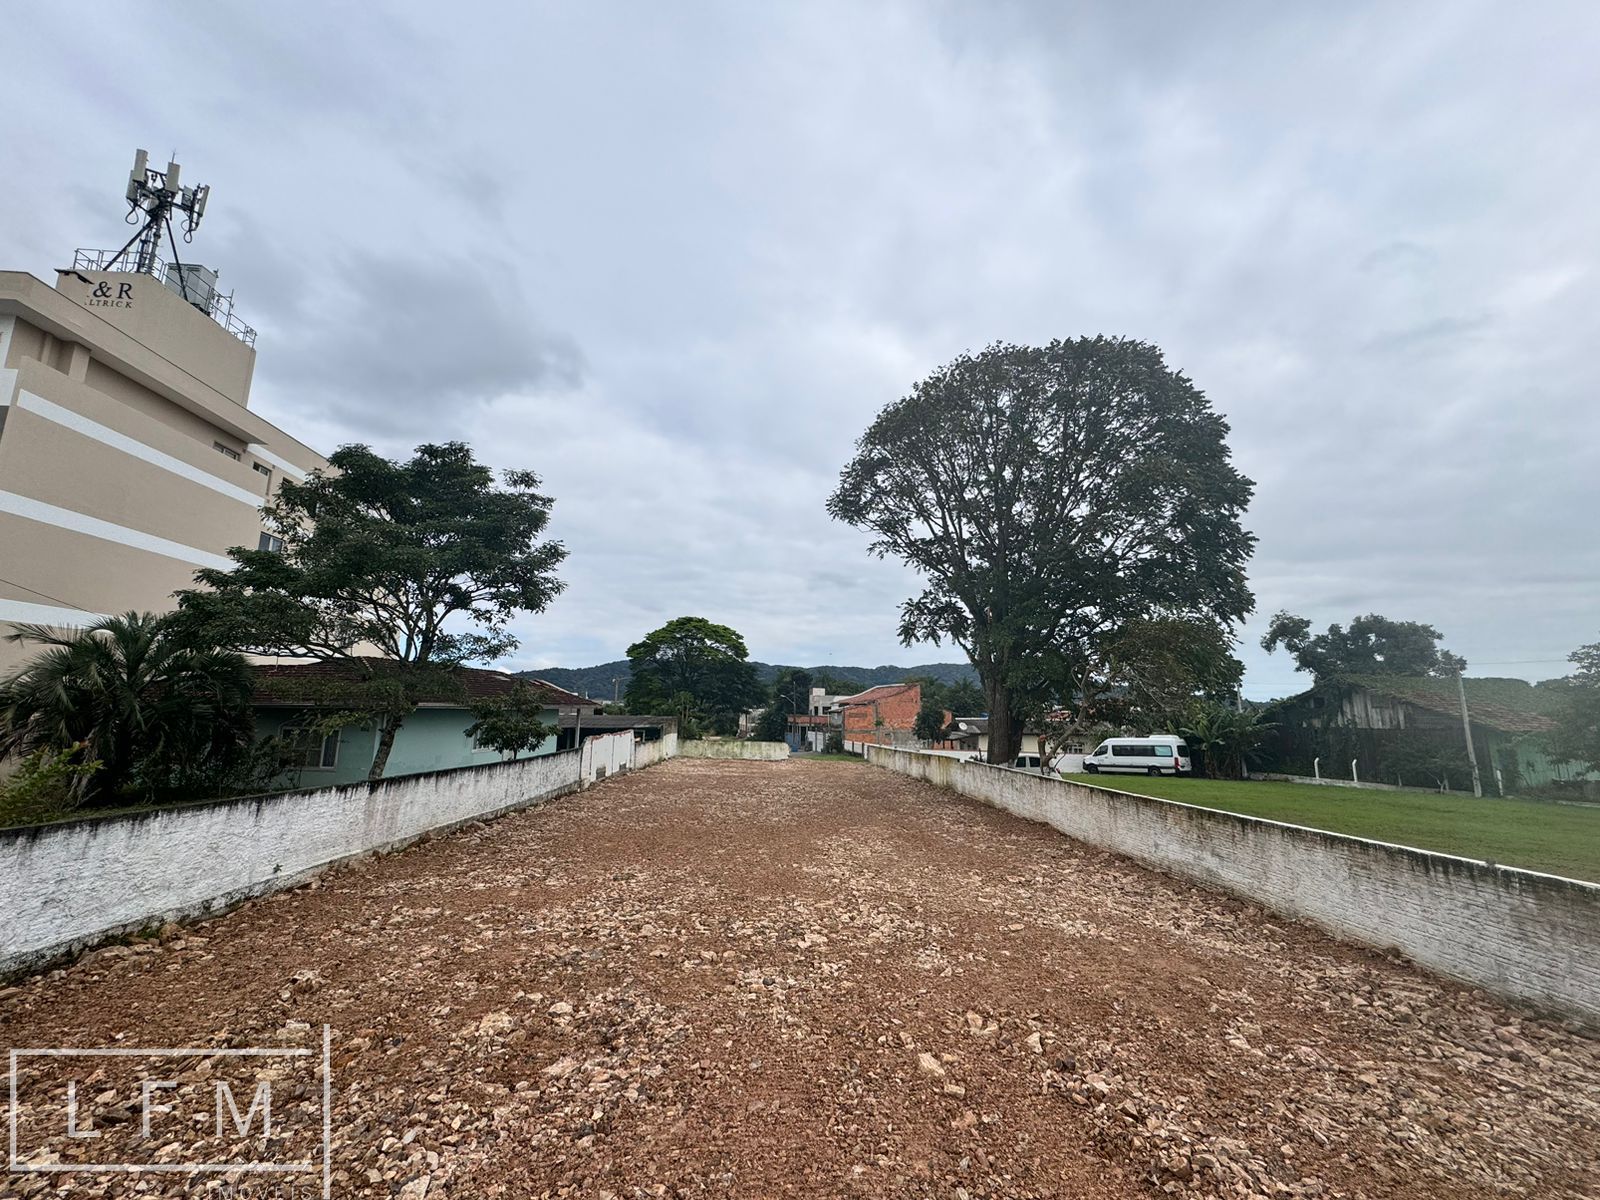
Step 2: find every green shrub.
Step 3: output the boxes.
[0,743,101,826]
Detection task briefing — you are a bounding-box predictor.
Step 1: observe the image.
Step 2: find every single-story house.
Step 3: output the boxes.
[931,715,986,752]
[251,659,603,788]
[1263,674,1595,795]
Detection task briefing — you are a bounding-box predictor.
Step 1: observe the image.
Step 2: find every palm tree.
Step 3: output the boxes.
[0,612,257,804]
[1180,702,1274,780]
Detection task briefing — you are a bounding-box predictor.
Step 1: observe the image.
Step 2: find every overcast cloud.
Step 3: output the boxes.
[6,1,1597,697]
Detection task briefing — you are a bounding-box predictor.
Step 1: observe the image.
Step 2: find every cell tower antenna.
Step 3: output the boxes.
[100,149,212,299]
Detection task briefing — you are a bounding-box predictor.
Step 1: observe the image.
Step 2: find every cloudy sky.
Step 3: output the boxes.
[7,2,1597,697]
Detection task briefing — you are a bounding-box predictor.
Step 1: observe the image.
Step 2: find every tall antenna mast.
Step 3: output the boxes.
[102,149,210,289]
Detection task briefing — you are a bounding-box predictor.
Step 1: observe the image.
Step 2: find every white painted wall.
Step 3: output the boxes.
[1,735,677,978]
[679,739,790,760]
[633,730,678,769]
[866,745,1600,1022]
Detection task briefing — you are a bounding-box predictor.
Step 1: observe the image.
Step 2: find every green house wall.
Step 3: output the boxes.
[254,704,561,789]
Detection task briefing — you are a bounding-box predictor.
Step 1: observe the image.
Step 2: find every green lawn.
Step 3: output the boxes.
[1060,773,1600,884]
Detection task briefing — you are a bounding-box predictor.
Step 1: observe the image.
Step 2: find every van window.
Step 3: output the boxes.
[1177,744,1190,756]
[1092,744,1109,757]
[1153,746,1173,757]
[1112,744,1148,757]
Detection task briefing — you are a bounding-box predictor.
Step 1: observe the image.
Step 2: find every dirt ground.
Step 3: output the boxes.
[4,757,1599,1200]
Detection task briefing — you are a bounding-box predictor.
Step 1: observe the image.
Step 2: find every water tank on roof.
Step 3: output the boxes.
[164,262,218,314]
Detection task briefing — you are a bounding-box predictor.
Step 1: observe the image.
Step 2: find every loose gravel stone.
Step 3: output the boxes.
[3,757,1597,1198]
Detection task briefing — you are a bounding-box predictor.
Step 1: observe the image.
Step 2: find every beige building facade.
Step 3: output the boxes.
[0,265,326,674]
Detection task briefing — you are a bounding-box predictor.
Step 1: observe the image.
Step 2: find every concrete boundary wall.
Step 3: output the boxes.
[680,740,789,760]
[866,745,1600,1021]
[0,730,675,978]
[1250,771,1449,795]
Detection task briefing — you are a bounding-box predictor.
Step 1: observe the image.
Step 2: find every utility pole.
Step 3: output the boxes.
[1456,671,1483,798]
[612,677,620,705]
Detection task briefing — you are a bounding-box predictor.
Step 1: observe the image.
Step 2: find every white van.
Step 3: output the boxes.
[1083,735,1192,776]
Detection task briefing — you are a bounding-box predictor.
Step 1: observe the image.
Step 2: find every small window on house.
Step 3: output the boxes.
[286,727,338,769]
[252,462,272,479]
[258,532,285,553]
[214,441,242,461]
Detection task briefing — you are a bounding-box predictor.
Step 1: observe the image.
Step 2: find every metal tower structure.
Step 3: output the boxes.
[102,150,210,295]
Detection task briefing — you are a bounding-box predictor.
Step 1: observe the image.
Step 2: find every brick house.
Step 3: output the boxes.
[838,683,922,744]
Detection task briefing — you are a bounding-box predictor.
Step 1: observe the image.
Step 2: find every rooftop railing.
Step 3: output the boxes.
[71,248,258,346]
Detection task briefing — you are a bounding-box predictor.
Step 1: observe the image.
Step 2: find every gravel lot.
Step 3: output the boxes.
[4,757,1598,1199]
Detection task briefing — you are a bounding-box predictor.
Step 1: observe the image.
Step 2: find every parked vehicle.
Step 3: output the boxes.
[1010,751,1088,774]
[1082,735,1192,776]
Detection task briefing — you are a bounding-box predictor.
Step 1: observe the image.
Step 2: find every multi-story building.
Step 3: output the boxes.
[0,254,325,673]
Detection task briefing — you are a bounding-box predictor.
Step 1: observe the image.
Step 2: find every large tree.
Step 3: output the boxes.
[1065,616,1243,735]
[623,617,764,736]
[1260,612,1466,681]
[177,442,566,780]
[828,337,1256,765]
[754,667,814,742]
[908,674,988,741]
[0,612,257,805]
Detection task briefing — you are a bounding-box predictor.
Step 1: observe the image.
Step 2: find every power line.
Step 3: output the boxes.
[1467,658,1572,666]
[0,574,86,613]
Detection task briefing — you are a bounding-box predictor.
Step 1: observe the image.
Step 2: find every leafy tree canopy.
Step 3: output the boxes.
[1261,611,1466,681]
[907,675,988,741]
[755,667,816,742]
[1179,700,1274,779]
[176,441,566,779]
[1550,637,1600,773]
[623,617,764,737]
[1062,616,1243,734]
[0,613,258,806]
[829,337,1255,764]
[465,680,558,761]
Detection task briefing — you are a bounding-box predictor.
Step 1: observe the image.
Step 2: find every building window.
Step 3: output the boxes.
[258,532,285,553]
[285,727,338,770]
[214,441,242,461]
[252,462,272,479]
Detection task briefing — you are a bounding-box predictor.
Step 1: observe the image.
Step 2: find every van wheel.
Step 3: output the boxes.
[1085,763,1098,774]
[1148,767,1160,776]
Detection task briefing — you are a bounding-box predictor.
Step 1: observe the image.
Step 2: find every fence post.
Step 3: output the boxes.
[1313,757,1321,783]
[1351,759,1360,786]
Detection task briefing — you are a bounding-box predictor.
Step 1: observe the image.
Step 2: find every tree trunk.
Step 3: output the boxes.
[369,713,406,781]
[986,682,1021,765]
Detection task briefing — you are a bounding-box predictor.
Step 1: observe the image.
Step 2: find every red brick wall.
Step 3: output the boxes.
[841,685,921,734]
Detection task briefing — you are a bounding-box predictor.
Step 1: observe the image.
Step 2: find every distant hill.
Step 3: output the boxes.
[519,659,979,702]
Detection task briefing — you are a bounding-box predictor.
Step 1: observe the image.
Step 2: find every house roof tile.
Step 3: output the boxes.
[251,658,593,709]
[1339,675,1559,735]
[837,683,920,706]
